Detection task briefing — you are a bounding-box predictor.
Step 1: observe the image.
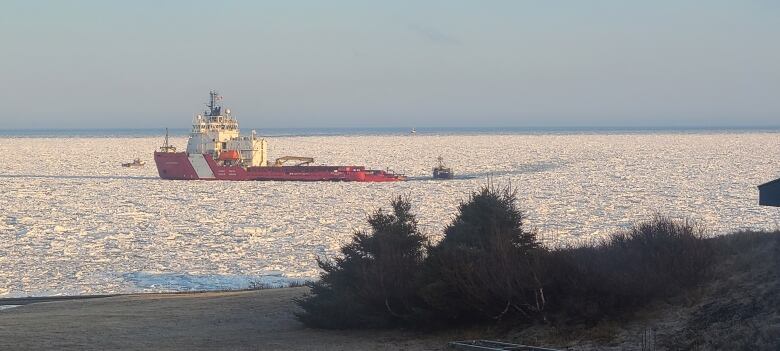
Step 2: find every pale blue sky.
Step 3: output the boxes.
[1,1,778,129]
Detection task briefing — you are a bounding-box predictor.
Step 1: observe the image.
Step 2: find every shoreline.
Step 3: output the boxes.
[0,294,120,306]
[0,284,310,307]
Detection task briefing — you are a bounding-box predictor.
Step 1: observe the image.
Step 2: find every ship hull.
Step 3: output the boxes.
[154,152,404,182]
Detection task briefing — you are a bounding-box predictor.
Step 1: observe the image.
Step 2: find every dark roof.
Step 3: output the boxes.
[758,177,780,188]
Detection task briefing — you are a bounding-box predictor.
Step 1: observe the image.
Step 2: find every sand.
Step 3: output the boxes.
[0,288,453,351]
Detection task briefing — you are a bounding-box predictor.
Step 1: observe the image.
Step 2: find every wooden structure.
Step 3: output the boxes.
[758,178,780,207]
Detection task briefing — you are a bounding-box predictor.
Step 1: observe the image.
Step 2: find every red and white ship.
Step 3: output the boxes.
[154,91,405,182]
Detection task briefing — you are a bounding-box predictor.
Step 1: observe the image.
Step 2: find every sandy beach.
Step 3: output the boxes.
[0,288,454,351]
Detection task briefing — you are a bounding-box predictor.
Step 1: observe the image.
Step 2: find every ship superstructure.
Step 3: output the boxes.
[154,91,405,182]
[186,91,268,167]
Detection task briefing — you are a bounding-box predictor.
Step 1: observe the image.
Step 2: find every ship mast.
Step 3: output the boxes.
[206,90,221,117]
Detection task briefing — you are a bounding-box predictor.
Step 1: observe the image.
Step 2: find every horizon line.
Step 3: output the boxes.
[3,125,780,132]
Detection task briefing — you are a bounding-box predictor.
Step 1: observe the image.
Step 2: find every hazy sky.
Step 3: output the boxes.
[1,1,778,129]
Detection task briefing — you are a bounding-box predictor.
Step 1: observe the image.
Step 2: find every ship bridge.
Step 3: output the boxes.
[186,91,268,167]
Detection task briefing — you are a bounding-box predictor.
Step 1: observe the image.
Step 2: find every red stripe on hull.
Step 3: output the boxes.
[154,152,405,182]
[154,152,200,180]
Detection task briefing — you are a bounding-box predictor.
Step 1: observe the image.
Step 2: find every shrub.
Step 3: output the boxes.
[419,185,546,323]
[546,216,714,320]
[296,185,719,330]
[296,196,428,328]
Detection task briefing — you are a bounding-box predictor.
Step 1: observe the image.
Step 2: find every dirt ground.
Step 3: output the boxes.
[0,288,457,351]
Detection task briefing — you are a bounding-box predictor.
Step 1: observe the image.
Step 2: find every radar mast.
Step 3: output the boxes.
[206,90,222,117]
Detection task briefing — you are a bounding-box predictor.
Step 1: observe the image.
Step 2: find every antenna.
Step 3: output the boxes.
[206,90,223,116]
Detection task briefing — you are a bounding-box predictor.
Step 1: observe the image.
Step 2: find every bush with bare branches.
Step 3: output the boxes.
[545,216,714,321]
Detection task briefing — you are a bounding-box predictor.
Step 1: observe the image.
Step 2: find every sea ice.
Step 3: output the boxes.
[1,132,779,296]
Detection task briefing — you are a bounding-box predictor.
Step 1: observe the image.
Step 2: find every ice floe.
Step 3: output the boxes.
[1,132,779,296]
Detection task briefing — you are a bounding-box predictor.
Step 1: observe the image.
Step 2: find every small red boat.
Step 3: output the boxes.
[154,91,405,182]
